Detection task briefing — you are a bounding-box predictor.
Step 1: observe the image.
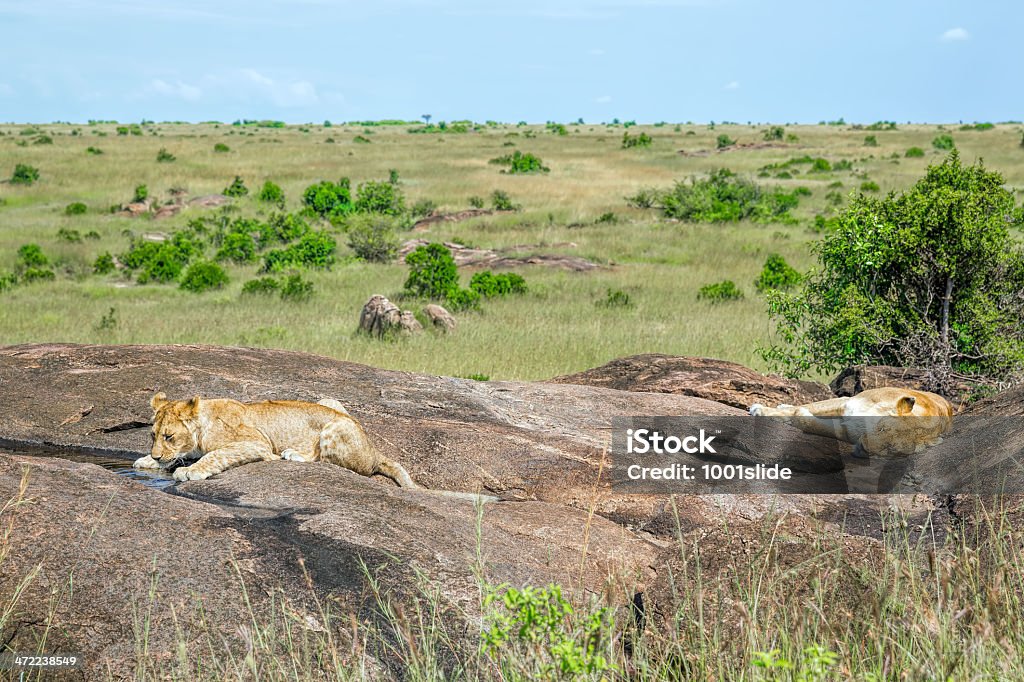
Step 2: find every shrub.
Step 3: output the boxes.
[279,273,314,301]
[860,180,880,192]
[257,180,284,205]
[353,135,371,144]
[261,230,336,272]
[95,307,118,331]
[444,287,481,311]
[64,202,87,216]
[832,159,853,171]
[257,212,309,247]
[213,143,230,153]
[469,271,528,297]
[404,243,459,299]
[133,184,149,203]
[57,228,82,242]
[905,147,925,158]
[18,244,49,267]
[809,158,832,173]
[864,135,878,147]
[621,131,653,149]
[33,135,53,145]
[242,277,280,295]
[86,146,103,155]
[932,134,955,151]
[468,196,485,209]
[21,267,55,283]
[762,151,1024,386]
[657,169,802,223]
[354,180,405,215]
[410,198,437,218]
[698,280,744,301]
[302,179,352,217]
[598,288,632,308]
[223,176,248,197]
[595,212,617,224]
[625,188,659,209]
[490,151,550,174]
[716,134,736,149]
[215,231,257,263]
[491,190,519,211]
[121,232,202,284]
[93,252,116,275]
[180,260,229,292]
[156,148,176,163]
[756,254,802,292]
[346,215,399,263]
[85,230,101,240]
[11,164,40,185]
[763,126,785,141]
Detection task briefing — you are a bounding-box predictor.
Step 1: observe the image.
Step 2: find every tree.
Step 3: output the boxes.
[422,114,432,125]
[761,151,1024,392]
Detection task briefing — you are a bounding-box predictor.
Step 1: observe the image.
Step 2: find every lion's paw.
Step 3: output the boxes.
[173,466,212,482]
[134,455,160,469]
[281,448,301,461]
[749,403,766,416]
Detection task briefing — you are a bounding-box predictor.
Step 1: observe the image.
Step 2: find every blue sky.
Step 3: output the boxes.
[0,0,1018,124]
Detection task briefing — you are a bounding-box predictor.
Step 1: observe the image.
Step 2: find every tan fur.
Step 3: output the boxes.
[134,393,495,501]
[749,387,954,458]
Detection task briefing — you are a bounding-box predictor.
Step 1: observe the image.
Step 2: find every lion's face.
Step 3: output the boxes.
[150,392,201,466]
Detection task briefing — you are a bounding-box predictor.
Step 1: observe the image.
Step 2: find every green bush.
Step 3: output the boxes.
[133,184,149,203]
[809,158,832,173]
[444,287,482,311]
[621,131,653,149]
[223,176,248,197]
[213,143,230,153]
[242,277,280,295]
[179,260,229,292]
[257,180,284,204]
[762,151,1024,385]
[11,163,40,185]
[346,215,399,263]
[353,135,372,144]
[860,180,880,192]
[279,273,314,301]
[93,252,116,275]
[597,288,633,308]
[214,231,257,264]
[698,280,744,301]
[932,134,955,151]
[763,126,785,141]
[17,244,49,267]
[261,230,336,272]
[121,232,202,283]
[404,243,459,299]
[905,147,925,158]
[85,230,101,240]
[21,267,55,283]
[655,169,802,223]
[302,179,352,218]
[354,180,405,215]
[257,212,309,248]
[64,202,87,216]
[57,228,81,242]
[156,148,176,163]
[410,198,437,218]
[864,135,878,147]
[33,135,53,145]
[491,190,519,211]
[716,134,735,149]
[490,151,550,174]
[756,254,802,292]
[468,196,485,209]
[86,146,103,155]
[469,271,528,297]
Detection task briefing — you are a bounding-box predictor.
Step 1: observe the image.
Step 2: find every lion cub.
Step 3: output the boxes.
[134,393,495,501]
[749,387,954,458]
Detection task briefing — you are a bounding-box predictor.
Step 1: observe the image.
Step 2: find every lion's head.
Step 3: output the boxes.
[150,392,202,466]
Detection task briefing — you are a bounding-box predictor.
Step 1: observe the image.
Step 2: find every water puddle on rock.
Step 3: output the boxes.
[0,443,176,491]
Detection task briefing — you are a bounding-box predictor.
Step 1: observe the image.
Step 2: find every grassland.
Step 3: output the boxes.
[1,120,1022,380]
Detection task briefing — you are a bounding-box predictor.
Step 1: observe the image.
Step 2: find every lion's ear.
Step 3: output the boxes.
[896,396,916,416]
[150,392,169,411]
[183,396,201,415]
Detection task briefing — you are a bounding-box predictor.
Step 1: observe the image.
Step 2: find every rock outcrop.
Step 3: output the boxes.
[358,295,423,337]
[549,354,832,410]
[423,303,457,331]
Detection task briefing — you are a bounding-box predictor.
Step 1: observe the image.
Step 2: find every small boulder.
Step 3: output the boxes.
[358,295,421,338]
[423,304,456,331]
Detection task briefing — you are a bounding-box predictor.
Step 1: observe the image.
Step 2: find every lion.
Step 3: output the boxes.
[749,387,954,458]
[133,393,496,501]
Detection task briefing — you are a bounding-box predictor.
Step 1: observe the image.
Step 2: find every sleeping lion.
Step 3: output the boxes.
[134,392,495,501]
[749,387,954,458]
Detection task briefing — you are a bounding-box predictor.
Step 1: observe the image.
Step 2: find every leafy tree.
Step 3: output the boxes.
[346,215,399,263]
[257,180,284,205]
[404,243,459,299]
[354,180,405,215]
[302,179,352,217]
[11,164,40,185]
[762,151,1024,389]
[223,176,248,197]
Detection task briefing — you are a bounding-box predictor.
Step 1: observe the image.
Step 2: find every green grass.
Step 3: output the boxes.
[1,121,1022,380]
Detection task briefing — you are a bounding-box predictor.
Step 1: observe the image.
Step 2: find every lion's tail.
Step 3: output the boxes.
[375,458,498,503]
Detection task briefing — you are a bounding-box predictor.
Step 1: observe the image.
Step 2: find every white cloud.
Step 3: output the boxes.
[595,94,612,103]
[723,80,740,90]
[149,78,202,101]
[940,27,970,42]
